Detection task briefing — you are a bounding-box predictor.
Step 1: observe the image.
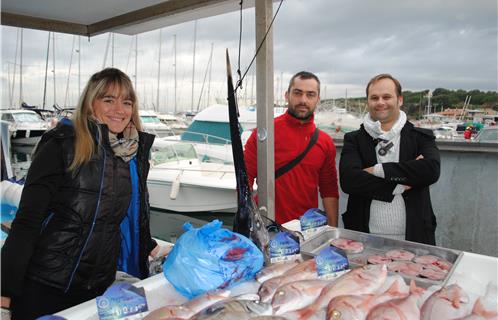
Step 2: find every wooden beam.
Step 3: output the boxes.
[1,12,88,36]
[87,0,228,36]
[1,0,247,36]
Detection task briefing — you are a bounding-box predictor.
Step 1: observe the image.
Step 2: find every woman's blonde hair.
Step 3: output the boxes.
[69,68,142,170]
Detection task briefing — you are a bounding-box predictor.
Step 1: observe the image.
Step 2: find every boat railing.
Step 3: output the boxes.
[152,165,234,179]
[180,130,232,146]
[146,127,177,138]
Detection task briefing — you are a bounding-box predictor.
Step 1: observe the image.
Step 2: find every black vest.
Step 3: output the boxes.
[26,121,154,292]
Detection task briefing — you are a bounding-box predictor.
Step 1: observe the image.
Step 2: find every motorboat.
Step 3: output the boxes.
[147,142,238,213]
[314,107,362,134]
[139,110,175,138]
[153,104,283,164]
[0,109,49,146]
[157,113,188,135]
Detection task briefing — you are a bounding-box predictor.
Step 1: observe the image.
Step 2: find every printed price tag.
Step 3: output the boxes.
[300,208,328,240]
[269,231,301,264]
[316,246,350,280]
[96,283,148,320]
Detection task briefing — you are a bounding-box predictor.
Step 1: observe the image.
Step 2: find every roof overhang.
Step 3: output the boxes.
[1,0,256,36]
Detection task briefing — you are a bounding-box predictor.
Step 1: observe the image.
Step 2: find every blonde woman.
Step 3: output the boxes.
[1,68,161,319]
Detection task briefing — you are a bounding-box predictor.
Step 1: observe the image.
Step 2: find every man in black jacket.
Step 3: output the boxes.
[339,74,440,244]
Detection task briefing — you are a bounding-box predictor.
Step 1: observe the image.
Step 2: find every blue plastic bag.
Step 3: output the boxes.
[162,220,264,299]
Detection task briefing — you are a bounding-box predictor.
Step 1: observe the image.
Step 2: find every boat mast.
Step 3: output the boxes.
[7,64,12,108]
[134,35,138,90]
[42,32,50,109]
[19,28,23,106]
[111,33,114,67]
[426,90,432,117]
[345,88,348,111]
[10,29,19,108]
[174,34,177,114]
[207,42,213,109]
[53,32,56,107]
[156,29,162,113]
[78,36,81,94]
[64,35,76,108]
[191,20,197,112]
[102,33,111,69]
[196,42,213,111]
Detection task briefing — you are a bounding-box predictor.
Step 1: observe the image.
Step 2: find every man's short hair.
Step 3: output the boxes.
[287,71,321,95]
[366,74,402,97]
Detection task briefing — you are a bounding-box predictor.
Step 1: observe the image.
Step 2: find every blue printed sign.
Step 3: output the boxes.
[96,283,148,320]
[269,231,301,263]
[316,246,349,278]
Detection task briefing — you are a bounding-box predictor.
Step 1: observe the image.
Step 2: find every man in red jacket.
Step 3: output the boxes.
[244,71,339,225]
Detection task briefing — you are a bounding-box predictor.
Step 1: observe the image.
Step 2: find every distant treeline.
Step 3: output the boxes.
[326,88,498,119]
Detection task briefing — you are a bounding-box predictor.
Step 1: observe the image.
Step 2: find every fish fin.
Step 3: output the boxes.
[472,297,498,317]
[409,280,425,296]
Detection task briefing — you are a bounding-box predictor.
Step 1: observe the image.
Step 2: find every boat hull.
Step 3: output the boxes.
[147,178,237,213]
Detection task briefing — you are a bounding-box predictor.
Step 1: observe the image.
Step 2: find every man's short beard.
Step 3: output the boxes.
[288,107,313,121]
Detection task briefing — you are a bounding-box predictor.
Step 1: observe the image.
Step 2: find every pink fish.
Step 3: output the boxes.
[458,298,498,319]
[271,279,330,315]
[366,280,424,320]
[145,289,231,320]
[458,283,498,320]
[258,259,317,303]
[286,264,388,319]
[255,260,301,283]
[326,275,409,320]
[420,284,472,320]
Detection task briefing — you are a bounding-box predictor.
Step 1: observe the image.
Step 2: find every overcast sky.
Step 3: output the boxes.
[1,0,496,113]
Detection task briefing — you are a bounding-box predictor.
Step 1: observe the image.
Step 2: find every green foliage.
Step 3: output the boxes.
[336,88,498,119]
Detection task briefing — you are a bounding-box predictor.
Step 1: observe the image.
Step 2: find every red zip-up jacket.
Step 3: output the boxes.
[244,111,339,224]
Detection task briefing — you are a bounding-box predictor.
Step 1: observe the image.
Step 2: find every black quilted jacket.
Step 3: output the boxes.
[1,121,155,297]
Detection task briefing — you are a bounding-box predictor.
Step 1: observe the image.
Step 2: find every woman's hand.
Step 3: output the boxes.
[1,296,11,319]
[1,296,10,309]
[149,244,172,259]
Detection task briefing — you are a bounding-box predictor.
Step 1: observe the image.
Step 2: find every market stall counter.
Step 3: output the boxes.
[55,225,497,319]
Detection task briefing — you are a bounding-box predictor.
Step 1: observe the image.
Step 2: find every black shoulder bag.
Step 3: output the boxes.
[275,128,319,179]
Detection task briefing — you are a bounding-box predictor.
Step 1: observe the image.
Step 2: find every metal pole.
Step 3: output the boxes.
[255,0,275,219]
[134,35,138,90]
[102,33,111,69]
[207,42,213,109]
[11,29,19,108]
[157,29,162,112]
[174,34,177,114]
[111,33,114,67]
[53,32,56,107]
[191,20,197,112]
[42,32,50,109]
[19,29,23,106]
[64,35,76,108]
[78,36,81,94]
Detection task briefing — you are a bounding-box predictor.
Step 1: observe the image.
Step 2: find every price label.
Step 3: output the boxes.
[96,283,148,320]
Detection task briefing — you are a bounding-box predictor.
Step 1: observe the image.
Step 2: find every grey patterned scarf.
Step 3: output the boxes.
[108,123,139,162]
